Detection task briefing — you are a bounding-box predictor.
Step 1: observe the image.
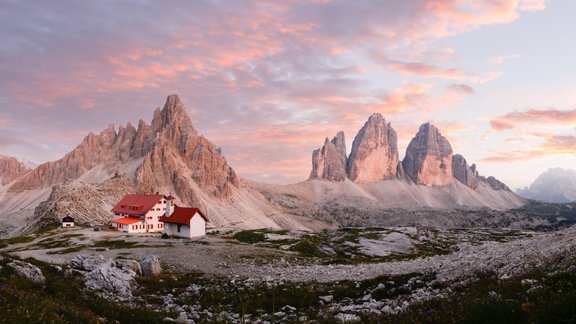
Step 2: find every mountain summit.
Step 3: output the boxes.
[0,95,299,236]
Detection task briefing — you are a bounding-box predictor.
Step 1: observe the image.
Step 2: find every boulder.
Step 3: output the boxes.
[140,255,162,276]
[84,259,138,302]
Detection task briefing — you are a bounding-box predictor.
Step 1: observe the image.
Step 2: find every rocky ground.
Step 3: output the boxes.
[1,223,576,322]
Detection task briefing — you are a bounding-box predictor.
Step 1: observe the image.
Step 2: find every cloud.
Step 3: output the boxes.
[490,108,576,131]
[489,54,520,64]
[481,134,575,163]
[0,0,550,184]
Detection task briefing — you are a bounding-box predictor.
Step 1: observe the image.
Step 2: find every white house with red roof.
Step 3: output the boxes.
[159,206,209,238]
[111,194,172,233]
[111,193,208,237]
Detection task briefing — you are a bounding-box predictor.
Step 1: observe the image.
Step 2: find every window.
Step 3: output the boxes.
[157,208,161,211]
[163,208,166,210]
[177,224,181,233]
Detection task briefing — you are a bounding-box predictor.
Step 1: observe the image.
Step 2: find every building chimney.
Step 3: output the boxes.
[165,194,175,217]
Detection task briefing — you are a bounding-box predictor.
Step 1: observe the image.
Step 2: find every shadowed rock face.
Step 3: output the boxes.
[402,123,453,186]
[310,131,347,181]
[452,154,479,189]
[347,113,400,182]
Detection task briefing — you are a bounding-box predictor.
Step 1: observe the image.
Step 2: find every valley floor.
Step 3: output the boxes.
[1,224,576,322]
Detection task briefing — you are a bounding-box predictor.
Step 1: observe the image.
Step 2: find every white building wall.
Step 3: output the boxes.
[62,222,74,228]
[190,213,206,237]
[143,200,168,233]
[162,212,206,239]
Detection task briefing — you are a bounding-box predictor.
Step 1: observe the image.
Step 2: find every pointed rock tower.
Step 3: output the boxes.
[452,154,479,189]
[309,131,347,181]
[402,123,453,186]
[347,113,400,182]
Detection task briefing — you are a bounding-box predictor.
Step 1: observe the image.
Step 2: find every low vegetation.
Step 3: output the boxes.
[0,255,171,323]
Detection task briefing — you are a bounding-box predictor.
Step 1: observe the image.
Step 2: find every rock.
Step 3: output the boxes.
[162,317,176,323]
[451,154,479,189]
[176,312,188,324]
[347,113,400,182]
[320,295,334,303]
[274,311,286,319]
[140,255,162,276]
[310,131,347,181]
[8,260,45,283]
[70,254,106,271]
[116,259,142,275]
[335,313,361,323]
[84,259,138,302]
[402,123,453,186]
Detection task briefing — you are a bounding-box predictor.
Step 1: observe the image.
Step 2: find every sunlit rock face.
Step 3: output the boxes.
[10,94,238,199]
[403,123,453,186]
[310,131,347,182]
[347,113,400,183]
[0,156,31,185]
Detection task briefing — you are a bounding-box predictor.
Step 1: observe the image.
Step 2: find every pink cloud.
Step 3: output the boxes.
[490,108,576,131]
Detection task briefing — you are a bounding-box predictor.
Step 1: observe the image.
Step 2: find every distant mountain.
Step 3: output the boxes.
[517,168,576,203]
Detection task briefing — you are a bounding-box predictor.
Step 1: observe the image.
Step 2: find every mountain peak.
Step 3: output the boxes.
[402,122,453,186]
[347,114,399,182]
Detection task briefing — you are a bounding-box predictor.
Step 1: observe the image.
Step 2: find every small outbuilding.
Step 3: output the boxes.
[62,215,75,228]
[159,207,208,239]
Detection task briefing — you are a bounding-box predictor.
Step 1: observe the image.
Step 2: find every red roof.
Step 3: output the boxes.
[165,194,176,200]
[111,217,144,225]
[111,194,165,216]
[159,207,209,225]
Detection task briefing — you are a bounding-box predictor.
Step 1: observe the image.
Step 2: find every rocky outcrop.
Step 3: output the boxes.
[8,260,45,283]
[84,259,138,302]
[452,154,479,189]
[347,113,400,182]
[481,176,510,191]
[309,131,347,181]
[402,123,453,186]
[0,156,31,185]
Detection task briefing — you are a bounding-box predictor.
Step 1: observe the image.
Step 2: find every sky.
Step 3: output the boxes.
[1,0,575,190]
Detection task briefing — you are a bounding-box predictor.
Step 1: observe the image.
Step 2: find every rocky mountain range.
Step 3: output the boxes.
[517,168,576,203]
[0,97,526,237]
[309,113,511,191]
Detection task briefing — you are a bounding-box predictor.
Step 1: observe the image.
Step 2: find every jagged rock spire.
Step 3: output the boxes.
[310,131,347,181]
[347,113,400,182]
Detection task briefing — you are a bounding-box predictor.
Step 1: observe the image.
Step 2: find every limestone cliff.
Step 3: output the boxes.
[402,123,453,186]
[309,131,347,181]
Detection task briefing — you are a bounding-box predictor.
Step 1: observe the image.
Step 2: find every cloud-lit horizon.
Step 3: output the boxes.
[1,0,575,189]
